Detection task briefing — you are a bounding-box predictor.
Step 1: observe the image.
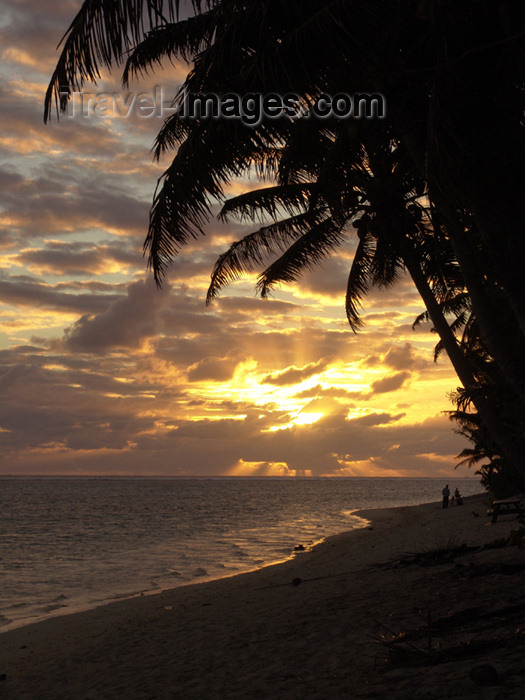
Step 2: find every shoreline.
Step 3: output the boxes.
[2,492,525,698]
[0,511,371,637]
[3,476,485,636]
[0,493,440,637]
[0,511,370,637]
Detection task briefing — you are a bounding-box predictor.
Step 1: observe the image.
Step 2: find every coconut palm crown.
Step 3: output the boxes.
[46,0,525,481]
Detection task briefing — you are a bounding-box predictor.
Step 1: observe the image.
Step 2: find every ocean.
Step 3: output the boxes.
[0,476,483,632]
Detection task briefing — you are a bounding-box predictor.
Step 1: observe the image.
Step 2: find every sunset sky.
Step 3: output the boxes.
[0,0,475,477]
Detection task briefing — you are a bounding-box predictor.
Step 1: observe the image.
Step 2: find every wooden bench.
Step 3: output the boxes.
[490,498,524,524]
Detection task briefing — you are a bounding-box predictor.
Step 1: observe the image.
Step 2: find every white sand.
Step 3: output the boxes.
[1,493,524,699]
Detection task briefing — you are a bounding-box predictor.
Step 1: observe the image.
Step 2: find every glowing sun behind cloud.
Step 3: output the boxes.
[292,412,324,426]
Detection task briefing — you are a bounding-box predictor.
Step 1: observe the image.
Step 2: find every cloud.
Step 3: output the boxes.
[370,371,411,394]
[261,359,329,386]
[383,342,429,370]
[0,329,468,477]
[0,159,153,241]
[187,356,240,382]
[291,254,351,298]
[62,279,169,352]
[15,240,142,277]
[294,384,357,400]
[350,411,405,427]
[0,276,122,314]
[217,296,298,316]
[0,362,38,392]
[361,342,428,370]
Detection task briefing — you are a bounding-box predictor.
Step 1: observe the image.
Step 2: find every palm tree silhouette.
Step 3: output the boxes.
[45,0,525,481]
[210,127,525,479]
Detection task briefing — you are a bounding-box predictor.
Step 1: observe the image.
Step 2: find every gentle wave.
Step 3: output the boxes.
[0,477,482,631]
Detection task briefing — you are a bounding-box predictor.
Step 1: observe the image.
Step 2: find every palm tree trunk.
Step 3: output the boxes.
[404,245,525,482]
[387,104,525,409]
[472,203,525,339]
[432,208,525,409]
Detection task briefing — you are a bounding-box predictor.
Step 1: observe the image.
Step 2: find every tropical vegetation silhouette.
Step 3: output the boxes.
[46,0,525,493]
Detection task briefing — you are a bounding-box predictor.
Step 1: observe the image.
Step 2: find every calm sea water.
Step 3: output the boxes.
[0,477,482,632]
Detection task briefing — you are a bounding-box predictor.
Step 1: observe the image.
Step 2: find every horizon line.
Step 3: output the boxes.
[0,474,479,480]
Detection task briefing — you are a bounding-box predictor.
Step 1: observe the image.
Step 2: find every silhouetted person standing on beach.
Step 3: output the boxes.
[442,484,450,509]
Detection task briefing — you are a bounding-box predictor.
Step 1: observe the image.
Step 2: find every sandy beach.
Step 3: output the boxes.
[1,493,524,699]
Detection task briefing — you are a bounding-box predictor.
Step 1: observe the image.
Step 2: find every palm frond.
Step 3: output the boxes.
[122,11,219,85]
[146,119,280,283]
[45,0,183,121]
[256,216,345,297]
[412,309,430,330]
[185,0,281,94]
[150,104,193,157]
[371,234,406,288]
[219,183,316,224]
[345,232,376,332]
[277,121,340,185]
[206,210,319,303]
